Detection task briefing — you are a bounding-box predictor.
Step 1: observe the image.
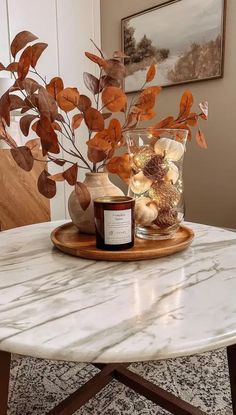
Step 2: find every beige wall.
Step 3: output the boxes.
[101,0,236,229]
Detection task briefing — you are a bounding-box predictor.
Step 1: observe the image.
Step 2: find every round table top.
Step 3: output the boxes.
[0,221,235,363]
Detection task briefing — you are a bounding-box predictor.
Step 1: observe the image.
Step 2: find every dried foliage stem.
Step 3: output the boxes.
[126,79,147,123]
[12,72,38,114]
[0,30,208,201]
[59,117,92,171]
[30,69,46,85]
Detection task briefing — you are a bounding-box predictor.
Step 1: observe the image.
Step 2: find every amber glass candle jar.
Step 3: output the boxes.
[94,196,135,251]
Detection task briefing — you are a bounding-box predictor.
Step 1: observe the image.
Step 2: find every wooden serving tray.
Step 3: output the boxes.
[51,222,194,261]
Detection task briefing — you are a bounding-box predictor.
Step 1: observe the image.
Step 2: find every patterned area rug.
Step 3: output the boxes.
[9,348,232,415]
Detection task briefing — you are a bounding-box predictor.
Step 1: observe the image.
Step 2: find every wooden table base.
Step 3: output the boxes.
[0,348,235,415]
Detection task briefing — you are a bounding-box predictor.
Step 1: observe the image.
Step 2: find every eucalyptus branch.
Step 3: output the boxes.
[90,39,105,59]
[12,72,39,114]
[60,121,92,170]
[30,69,47,85]
[123,79,147,129]
[96,68,102,110]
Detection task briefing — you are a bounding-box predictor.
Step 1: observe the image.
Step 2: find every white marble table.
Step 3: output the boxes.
[0,221,235,415]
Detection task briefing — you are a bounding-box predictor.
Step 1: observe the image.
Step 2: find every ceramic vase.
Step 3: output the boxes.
[68,172,124,234]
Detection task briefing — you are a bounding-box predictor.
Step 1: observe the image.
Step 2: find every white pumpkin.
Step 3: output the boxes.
[154,137,184,161]
[129,171,152,195]
[135,197,158,226]
[166,162,179,184]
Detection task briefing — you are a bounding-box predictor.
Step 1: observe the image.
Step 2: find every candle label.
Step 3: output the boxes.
[104,209,132,245]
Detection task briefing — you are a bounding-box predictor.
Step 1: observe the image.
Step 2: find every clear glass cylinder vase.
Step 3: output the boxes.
[125,128,188,240]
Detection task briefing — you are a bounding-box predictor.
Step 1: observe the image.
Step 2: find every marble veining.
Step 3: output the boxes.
[0,221,235,363]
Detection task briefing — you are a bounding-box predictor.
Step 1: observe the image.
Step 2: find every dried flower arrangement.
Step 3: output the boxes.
[0,31,208,209]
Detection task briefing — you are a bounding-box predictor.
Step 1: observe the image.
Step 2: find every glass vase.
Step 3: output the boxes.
[125,128,188,240]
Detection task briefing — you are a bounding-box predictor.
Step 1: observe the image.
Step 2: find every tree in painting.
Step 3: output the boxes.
[168,35,222,83]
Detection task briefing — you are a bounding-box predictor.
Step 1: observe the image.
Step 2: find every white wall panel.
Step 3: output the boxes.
[3,0,101,220]
[7,0,59,79]
[0,0,10,77]
[7,0,65,220]
[56,0,101,217]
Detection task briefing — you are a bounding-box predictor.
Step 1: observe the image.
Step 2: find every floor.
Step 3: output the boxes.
[8,348,232,414]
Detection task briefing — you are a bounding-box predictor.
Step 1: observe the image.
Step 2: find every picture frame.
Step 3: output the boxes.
[121,0,226,93]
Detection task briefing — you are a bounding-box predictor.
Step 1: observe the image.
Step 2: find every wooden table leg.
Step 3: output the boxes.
[47,364,121,415]
[0,350,11,415]
[113,365,207,415]
[227,344,236,415]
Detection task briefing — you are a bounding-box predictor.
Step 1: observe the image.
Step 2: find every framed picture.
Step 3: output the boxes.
[121,0,226,93]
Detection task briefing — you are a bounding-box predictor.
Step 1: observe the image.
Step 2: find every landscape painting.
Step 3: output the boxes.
[122,0,226,92]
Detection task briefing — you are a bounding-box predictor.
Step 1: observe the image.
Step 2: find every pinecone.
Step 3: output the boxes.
[149,182,180,209]
[143,155,168,182]
[153,208,178,228]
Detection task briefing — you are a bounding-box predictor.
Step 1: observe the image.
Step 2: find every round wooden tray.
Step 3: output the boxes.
[51,222,194,261]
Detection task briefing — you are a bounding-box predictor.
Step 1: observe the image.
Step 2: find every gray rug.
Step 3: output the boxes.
[9,349,232,414]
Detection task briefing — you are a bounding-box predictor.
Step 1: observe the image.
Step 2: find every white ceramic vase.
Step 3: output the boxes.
[68,172,124,234]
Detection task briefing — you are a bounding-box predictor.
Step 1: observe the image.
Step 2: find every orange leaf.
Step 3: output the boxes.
[22,78,40,95]
[51,121,62,132]
[107,119,122,144]
[75,182,91,211]
[85,52,106,67]
[178,90,193,120]
[10,146,34,171]
[78,95,91,112]
[143,86,161,96]
[63,163,78,185]
[48,156,66,166]
[186,113,198,127]
[0,62,5,71]
[72,114,83,131]
[36,116,60,155]
[9,95,25,110]
[31,120,39,132]
[103,59,125,80]
[87,146,107,163]
[5,62,18,72]
[196,129,207,149]
[87,129,113,162]
[87,131,112,153]
[83,72,100,95]
[152,116,174,129]
[20,114,38,136]
[17,46,32,80]
[100,75,120,90]
[57,87,80,112]
[38,170,56,199]
[10,31,38,58]
[0,91,10,126]
[46,77,64,99]
[146,64,156,82]
[136,91,155,112]
[106,153,131,183]
[84,108,104,132]
[31,42,48,68]
[139,109,156,121]
[37,87,58,121]
[102,86,127,112]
